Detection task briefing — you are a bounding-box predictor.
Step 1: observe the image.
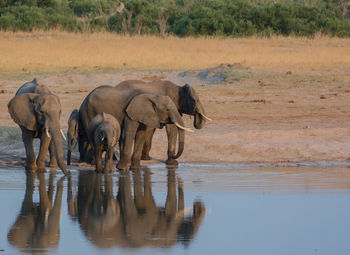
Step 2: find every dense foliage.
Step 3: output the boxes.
[0,0,349,37]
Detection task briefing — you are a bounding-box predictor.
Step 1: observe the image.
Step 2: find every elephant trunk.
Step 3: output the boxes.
[67,134,76,166]
[67,144,72,166]
[169,111,186,160]
[173,128,185,159]
[50,125,69,175]
[194,101,207,129]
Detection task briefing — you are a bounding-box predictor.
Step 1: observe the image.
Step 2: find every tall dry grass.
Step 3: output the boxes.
[0,31,349,73]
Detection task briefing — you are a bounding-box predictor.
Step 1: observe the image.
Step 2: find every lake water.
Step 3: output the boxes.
[1,163,350,255]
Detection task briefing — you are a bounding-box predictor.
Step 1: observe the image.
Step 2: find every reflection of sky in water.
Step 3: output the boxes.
[1,165,350,255]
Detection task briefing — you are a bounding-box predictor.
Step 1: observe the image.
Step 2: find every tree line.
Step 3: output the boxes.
[0,0,349,37]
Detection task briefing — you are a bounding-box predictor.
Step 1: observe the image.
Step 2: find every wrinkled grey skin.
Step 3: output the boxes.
[67,109,79,165]
[88,113,120,173]
[8,79,68,175]
[117,94,186,170]
[78,80,207,167]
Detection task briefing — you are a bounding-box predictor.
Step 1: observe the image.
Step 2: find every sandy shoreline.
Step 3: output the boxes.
[0,67,350,169]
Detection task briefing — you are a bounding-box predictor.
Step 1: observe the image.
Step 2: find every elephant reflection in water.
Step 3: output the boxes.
[7,172,65,253]
[69,169,205,248]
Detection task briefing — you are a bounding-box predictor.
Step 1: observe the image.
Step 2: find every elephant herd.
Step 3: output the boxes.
[8,78,211,174]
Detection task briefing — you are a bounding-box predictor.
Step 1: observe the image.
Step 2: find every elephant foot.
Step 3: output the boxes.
[166,158,178,167]
[130,163,141,170]
[116,161,128,171]
[48,161,58,168]
[104,167,115,173]
[104,163,115,173]
[25,160,37,172]
[25,165,37,173]
[141,154,152,160]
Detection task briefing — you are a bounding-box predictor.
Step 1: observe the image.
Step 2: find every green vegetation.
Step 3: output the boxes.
[0,0,349,36]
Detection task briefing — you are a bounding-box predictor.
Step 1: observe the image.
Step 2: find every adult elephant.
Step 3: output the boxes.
[8,80,68,174]
[118,94,192,170]
[78,80,210,167]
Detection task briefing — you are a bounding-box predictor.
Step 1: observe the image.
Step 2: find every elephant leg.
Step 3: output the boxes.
[48,141,58,168]
[141,128,155,160]
[117,120,139,171]
[21,127,37,172]
[79,136,93,164]
[36,132,51,172]
[94,146,103,173]
[165,124,178,166]
[104,147,115,173]
[78,135,85,163]
[131,126,147,169]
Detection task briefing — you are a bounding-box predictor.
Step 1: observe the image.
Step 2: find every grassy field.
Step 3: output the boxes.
[0,31,349,74]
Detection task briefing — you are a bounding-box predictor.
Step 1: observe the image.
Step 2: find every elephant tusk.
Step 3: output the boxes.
[200,113,212,121]
[60,129,67,141]
[175,122,194,132]
[45,129,51,138]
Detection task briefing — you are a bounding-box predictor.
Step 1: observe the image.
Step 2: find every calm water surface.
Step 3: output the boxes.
[1,163,350,255]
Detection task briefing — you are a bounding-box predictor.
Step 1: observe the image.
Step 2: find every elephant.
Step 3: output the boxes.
[117,93,193,170]
[67,109,79,166]
[68,168,205,248]
[88,112,120,173]
[7,172,65,253]
[8,80,68,174]
[78,80,211,166]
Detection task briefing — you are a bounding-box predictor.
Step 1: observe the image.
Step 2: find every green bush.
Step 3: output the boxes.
[0,0,348,36]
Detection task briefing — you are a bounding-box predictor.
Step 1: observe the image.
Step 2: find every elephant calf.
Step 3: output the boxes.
[88,112,120,173]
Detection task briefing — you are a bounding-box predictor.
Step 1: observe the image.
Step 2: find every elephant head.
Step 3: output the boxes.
[179,84,211,129]
[126,94,193,159]
[94,113,120,149]
[8,93,68,174]
[67,109,79,165]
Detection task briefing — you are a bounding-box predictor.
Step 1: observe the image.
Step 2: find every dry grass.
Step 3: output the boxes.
[0,31,349,73]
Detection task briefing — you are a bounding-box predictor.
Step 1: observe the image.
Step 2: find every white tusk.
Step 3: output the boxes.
[60,129,66,141]
[45,129,51,138]
[200,113,212,121]
[175,122,194,132]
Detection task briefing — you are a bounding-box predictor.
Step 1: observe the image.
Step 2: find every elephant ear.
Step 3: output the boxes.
[8,94,38,131]
[180,84,196,115]
[125,94,160,129]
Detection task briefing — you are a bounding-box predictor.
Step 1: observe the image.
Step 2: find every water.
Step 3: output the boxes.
[1,164,350,255]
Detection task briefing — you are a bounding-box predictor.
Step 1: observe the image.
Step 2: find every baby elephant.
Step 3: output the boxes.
[88,112,120,173]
